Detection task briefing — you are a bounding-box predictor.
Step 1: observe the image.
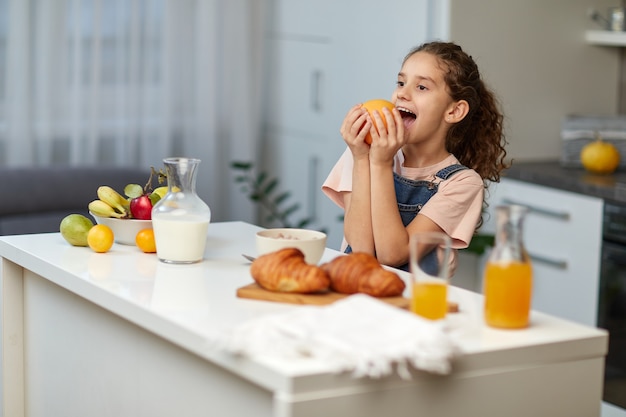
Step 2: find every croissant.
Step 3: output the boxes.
[250,248,330,293]
[321,252,406,297]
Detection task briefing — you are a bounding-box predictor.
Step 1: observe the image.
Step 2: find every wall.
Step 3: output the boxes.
[449,0,621,162]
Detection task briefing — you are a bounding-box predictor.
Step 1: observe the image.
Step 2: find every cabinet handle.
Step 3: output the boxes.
[501,198,570,221]
[308,156,319,221]
[528,252,568,270]
[311,70,322,112]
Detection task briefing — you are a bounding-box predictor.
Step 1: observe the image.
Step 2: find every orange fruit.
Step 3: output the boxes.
[87,224,114,253]
[362,99,395,144]
[135,228,156,253]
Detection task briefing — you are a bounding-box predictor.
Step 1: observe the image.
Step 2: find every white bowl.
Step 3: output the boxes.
[256,228,327,264]
[90,213,153,246]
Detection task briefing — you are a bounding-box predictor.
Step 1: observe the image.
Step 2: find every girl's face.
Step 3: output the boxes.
[391,51,458,144]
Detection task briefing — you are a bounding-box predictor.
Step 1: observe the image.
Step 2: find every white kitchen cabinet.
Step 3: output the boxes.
[483,178,604,327]
[263,33,344,246]
[263,129,344,240]
[265,39,333,137]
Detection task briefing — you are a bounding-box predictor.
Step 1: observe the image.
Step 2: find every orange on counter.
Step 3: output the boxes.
[580,135,620,175]
[87,224,114,253]
[361,99,395,144]
[136,228,157,253]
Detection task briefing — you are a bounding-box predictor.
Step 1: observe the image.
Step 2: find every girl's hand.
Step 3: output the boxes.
[368,107,406,166]
[340,104,371,160]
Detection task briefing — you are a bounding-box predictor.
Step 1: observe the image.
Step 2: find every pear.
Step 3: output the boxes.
[60,214,94,246]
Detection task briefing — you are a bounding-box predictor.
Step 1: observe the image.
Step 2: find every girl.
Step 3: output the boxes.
[322,41,508,272]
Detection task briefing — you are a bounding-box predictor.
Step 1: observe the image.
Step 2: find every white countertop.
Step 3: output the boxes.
[0,221,609,395]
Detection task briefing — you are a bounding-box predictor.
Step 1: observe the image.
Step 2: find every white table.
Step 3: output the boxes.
[0,221,608,417]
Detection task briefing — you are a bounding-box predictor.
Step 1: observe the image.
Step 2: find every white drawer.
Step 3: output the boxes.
[498,180,602,264]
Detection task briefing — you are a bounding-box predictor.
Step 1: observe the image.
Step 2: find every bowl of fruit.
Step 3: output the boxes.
[88,181,168,246]
[90,214,152,246]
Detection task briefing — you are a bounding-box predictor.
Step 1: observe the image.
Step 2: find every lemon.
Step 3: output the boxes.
[153,186,168,199]
[581,139,621,174]
[60,214,94,247]
[149,185,180,205]
[87,224,115,253]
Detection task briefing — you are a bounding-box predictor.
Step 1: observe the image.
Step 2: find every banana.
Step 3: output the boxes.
[88,200,125,218]
[97,186,129,215]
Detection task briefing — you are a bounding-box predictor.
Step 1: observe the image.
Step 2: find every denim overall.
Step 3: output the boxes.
[346,163,468,273]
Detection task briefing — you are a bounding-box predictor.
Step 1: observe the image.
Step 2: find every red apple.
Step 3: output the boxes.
[130,195,153,220]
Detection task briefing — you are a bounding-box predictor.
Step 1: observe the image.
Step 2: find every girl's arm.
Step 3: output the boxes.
[340,105,376,254]
[369,162,445,266]
[342,157,375,254]
[362,107,407,265]
[367,108,445,267]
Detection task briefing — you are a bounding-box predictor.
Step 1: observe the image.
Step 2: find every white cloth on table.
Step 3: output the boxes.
[206,294,459,379]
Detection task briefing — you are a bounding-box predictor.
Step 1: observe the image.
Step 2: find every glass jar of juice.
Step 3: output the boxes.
[483,205,533,329]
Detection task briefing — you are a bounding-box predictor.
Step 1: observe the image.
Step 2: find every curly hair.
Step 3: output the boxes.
[407,42,509,183]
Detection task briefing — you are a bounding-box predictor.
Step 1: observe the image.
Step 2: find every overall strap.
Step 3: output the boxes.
[434,163,468,180]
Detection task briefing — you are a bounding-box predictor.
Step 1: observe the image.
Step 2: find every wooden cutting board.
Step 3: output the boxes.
[236,283,410,308]
[236,283,459,312]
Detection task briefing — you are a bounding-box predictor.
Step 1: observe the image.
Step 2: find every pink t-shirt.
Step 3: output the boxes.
[322,148,484,251]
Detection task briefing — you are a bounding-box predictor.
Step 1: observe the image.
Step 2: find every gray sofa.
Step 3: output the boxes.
[0,166,150,235]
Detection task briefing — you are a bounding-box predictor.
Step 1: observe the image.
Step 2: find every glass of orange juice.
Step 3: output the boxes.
[409,232,452,320]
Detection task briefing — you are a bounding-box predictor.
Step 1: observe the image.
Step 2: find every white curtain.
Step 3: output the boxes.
[0,0,268,222]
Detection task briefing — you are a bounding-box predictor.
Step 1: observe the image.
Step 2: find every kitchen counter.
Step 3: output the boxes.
[504,159,626,203]
[0,222,609,417]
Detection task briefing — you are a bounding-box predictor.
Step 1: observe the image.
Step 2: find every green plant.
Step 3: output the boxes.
[231,161,313,228]
[463,205,495,256]
[464,233,494,255]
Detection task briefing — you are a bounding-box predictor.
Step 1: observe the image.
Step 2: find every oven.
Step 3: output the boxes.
[599,200,626,413]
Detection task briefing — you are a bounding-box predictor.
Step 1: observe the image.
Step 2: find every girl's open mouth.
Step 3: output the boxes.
[397,106,416,129]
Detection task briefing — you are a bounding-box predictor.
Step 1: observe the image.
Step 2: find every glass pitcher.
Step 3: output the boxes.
[483,204,533,329]
[152,157,211,264]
